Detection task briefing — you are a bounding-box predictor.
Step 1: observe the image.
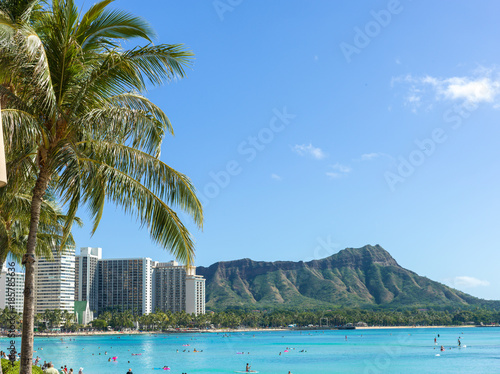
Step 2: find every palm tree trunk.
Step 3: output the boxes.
[0,101,8,187]
[19,167,50,374]
[0,256,7,374]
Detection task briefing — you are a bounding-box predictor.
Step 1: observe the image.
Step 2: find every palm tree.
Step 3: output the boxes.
[0,130,80,374]
[41,309,52,329]
[0,0,203,371]
[155,311,169,331]
[100,311,112,325]
[52,309,63,329]
[62,309,74,330]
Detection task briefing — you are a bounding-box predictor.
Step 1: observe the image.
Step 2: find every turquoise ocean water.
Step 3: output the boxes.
[2,327,500,373]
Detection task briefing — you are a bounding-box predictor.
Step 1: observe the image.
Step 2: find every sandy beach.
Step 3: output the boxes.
[3,324,480,338]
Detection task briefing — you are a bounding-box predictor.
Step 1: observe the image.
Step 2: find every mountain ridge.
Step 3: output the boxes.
[196,244,498,310]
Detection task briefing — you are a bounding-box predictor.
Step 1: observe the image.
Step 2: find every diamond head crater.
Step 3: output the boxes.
[197,245,500,311]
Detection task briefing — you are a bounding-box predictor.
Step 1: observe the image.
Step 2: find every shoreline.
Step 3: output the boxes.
[2,324,495,338]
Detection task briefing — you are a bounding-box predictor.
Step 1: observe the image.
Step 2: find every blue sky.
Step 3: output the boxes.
[72,0,500,300]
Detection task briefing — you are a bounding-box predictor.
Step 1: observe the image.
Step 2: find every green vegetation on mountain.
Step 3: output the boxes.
[197,245,500,310]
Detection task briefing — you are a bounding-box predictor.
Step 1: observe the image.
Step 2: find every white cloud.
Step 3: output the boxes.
[393,68,500,111]
[444,77,498,102]
[271,173,282,181]
[354,152,394,163]
[449,276,490,288]
[326,163,351,179]
[292,143,326,160]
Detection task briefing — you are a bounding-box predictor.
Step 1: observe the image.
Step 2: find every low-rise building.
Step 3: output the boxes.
[74,301,94,325]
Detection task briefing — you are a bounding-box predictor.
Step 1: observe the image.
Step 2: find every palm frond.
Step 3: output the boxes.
[77,0,155,52]
[79,141,202,226]
[66,154,196,265]
[1,108,41,150]
[75,106,167,156]
[68,44,193,116]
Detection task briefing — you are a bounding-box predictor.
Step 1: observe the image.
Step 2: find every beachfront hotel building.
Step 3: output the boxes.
[152,261,205,315]
[34,247,75,313]
[152,261,187,313]
[97,257,153,315]
[75,247,101,312]
[0,263,25,313]
[185,271,206,316]
[73,247,206,318]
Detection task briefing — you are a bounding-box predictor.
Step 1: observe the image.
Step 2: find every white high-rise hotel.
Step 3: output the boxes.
[34,247,76,313]
[75,247,101,313]
[0,263,25,313]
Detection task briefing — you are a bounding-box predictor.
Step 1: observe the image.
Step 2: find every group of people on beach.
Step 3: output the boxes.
[41,362,83,374]
[1,349,81,374]
[0,349,20,361]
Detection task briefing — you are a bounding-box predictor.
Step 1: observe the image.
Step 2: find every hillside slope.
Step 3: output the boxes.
[196,245,496,310]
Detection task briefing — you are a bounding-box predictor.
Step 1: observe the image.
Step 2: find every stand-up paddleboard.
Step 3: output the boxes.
[234,371,258,373]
